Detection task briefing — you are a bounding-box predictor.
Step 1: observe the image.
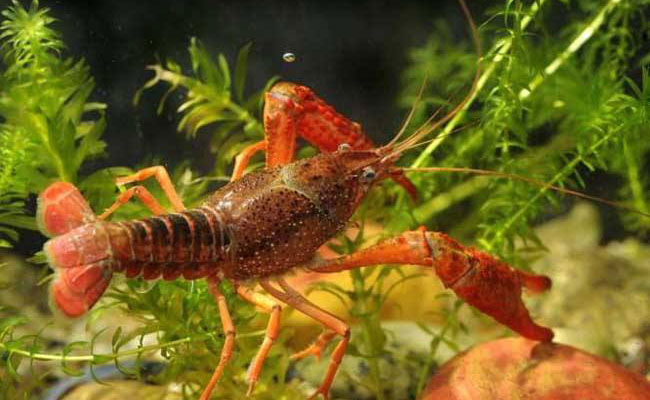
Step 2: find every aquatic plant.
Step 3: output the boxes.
[399,0,650,253]
[135,39,277,177]
[0,0,110,396]
[0,0,110,247]
[396,0,650,393]
[0,0,649,399]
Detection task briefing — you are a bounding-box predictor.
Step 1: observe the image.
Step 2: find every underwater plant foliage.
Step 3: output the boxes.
[0,0,109,248]
[0,0,649,399]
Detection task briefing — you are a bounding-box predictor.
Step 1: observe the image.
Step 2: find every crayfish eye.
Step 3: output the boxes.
[338,143,351,152]
[360,167,376,182]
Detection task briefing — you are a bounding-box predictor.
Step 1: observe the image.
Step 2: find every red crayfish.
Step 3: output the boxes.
[36,3,556,399]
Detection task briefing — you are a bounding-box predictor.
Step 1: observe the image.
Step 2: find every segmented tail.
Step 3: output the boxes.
[37,182,113,317]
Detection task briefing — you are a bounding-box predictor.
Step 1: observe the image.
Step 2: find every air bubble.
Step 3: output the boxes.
[283,52,296,63]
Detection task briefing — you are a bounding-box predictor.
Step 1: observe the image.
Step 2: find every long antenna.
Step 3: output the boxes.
[388,0,482,158]
[402,166,650,219]
[387,75,429,147]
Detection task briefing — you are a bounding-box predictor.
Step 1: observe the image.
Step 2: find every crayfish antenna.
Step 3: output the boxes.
[386,0,482,160]
[401,167,650,219]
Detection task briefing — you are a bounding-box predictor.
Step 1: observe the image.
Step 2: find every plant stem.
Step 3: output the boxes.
[0,336,203,363]
[413,175,490,222]
[27,112,69,181]
[414,308,456,395]
[519,0,623,100]
[350,269,385,400]
[623,138,650,222]
[0,330,265,363]
[411,0,547,168]
[487,131,617,250]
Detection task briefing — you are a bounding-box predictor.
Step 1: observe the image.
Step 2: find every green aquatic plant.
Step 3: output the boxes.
[0,0,109,247]
[136,38,277,176]
[400,0,650,254]
[0,0,111,396]
[395,0,650,392]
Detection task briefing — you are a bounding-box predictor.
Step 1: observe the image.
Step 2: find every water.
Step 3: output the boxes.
[283,52,296,63]
[1,1,649,399]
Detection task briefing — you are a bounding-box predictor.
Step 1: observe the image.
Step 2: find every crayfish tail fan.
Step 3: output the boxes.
[44,229,115,318]
[38,182,112,317]
[37,182,97,237]
[49,263,113,318]
[43,225,116,317]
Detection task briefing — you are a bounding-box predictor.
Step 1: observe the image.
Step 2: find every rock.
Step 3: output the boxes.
[60,380,180,400]
[419,337,650,400]
[528,203,650,372]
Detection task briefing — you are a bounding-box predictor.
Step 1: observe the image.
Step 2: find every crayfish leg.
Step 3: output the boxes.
[115,165,185,212]
[200,277,236,400]
[232,82,418,199]
[98,185,165,219]
[231,141,267,181]
[235,285,282,396]
[261,278,350,400]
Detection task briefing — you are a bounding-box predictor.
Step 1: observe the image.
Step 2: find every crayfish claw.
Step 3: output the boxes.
[448,247,555,342]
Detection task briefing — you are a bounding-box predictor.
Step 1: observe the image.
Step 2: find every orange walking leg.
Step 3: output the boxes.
[115,165,185,211]
[200,277,236,400]
[232,83,416,199]
[235,285,282,396]
[305,228,554,342]
[230,141,267,181]
[229,82,301,181]
[291,330,337,361]
[263,82,418,199]
[260,278,350,400]
[98,185,165,219]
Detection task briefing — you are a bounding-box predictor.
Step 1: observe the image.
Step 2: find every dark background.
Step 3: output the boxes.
[0,0,481,172]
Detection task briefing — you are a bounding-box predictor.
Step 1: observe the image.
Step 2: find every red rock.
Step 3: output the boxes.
[420,337,650,400]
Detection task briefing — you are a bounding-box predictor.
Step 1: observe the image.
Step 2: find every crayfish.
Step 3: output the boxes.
[36,3,556,399]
